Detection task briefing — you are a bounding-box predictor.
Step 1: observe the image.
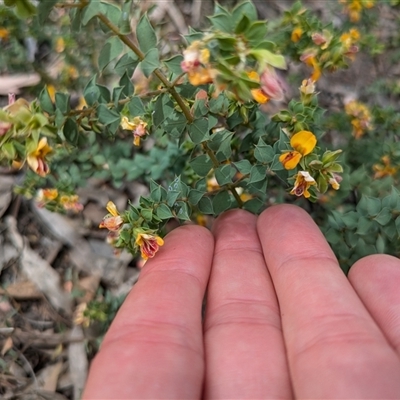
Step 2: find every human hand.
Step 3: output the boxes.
[82,204,400,399]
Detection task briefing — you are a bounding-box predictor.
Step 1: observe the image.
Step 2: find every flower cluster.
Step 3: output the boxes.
[181,41,214,86]
[0,93,53,177]
[180,27,287,103]
[339,0,375,22]
[279,128,343,199]
[344,100,373,138]
[36,188,83,213]
[373,155,398,179]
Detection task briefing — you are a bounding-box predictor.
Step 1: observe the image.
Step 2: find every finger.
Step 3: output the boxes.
[349,254,400,357]
[203,210,292,399]
[257,204,400,399]
[83,225,214,400]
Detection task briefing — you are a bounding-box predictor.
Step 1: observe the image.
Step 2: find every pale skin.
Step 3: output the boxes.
[83,204,400,399]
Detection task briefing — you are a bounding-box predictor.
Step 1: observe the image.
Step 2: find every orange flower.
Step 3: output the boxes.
[291,27,303,43]
[279,131,317,170]
[290,171,316,198]
[99,201,124,231]
[187,68,213,86]
[300,52,321,81]
[247,71,269,104]
[135,233,164,260]
[26,137,52,177]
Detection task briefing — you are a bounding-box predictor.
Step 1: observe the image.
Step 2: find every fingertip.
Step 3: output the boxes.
[212,208,257,234]
[258,203,310,228]
[349,253,400,281]
[146,224,214,265]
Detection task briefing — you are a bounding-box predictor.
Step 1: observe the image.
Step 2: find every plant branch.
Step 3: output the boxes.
[95,12,193,123]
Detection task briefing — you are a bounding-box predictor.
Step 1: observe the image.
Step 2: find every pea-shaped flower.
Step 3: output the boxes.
[279,130,317,170]
[290,171,316,198]
[135,232,164,260]
[99,201,124,231]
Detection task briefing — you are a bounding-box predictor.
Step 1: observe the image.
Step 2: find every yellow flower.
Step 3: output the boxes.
[279,131,317,170]
[373,156,398,179]
[99,201,124,231]
[135,233,164,260]
[290,171,316,198]
[329,176,341,190]
[187,67,213,86]
[26,137,52,177]
[120,116,148,146]
[60,195,83,212]
[41,188,59,201]
[291,27,303,43]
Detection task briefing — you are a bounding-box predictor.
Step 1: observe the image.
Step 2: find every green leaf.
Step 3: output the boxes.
[166,191,180,208]
[198,197,214,214]
[233,160,252,174]
[119,72,134,98]
[254,138,274,163]
[163,55,184,77]
[2,142,16,159]
[212,191,232,214]
[215,164,234,186]
[97,84,111,103]
[136,13,157,54]
[156,203,175,220]
[234,14,251,34]
[365,196,381,217]
[188,189,203,206]
[232,1,257,25]
[101,2,121,26]
[84,76,100,106]
[208,129,233,161]
[244,21,268,44]
[175,201,191,221]
[376,235,385,254]
[63,118,78,144]
[249,49,287,70]
[39,87,54,114]
[207,13,232,33]
[81,1,103,25]
[356,216,374,236]
[15,0,36,18]
[243,198,264,214]
[128,97,145,116]
[140,48,159,77]
[118,1,131,34]
[55,92,70,114]
[98,36,124,71]
[114,53,139,76]
[270,154,285,171]
[188,118,210,144]
[164,111,187,139]
[96,104,121,126]
[373,207,392,226]
[190,154,213,177]
[249,164,266,183]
